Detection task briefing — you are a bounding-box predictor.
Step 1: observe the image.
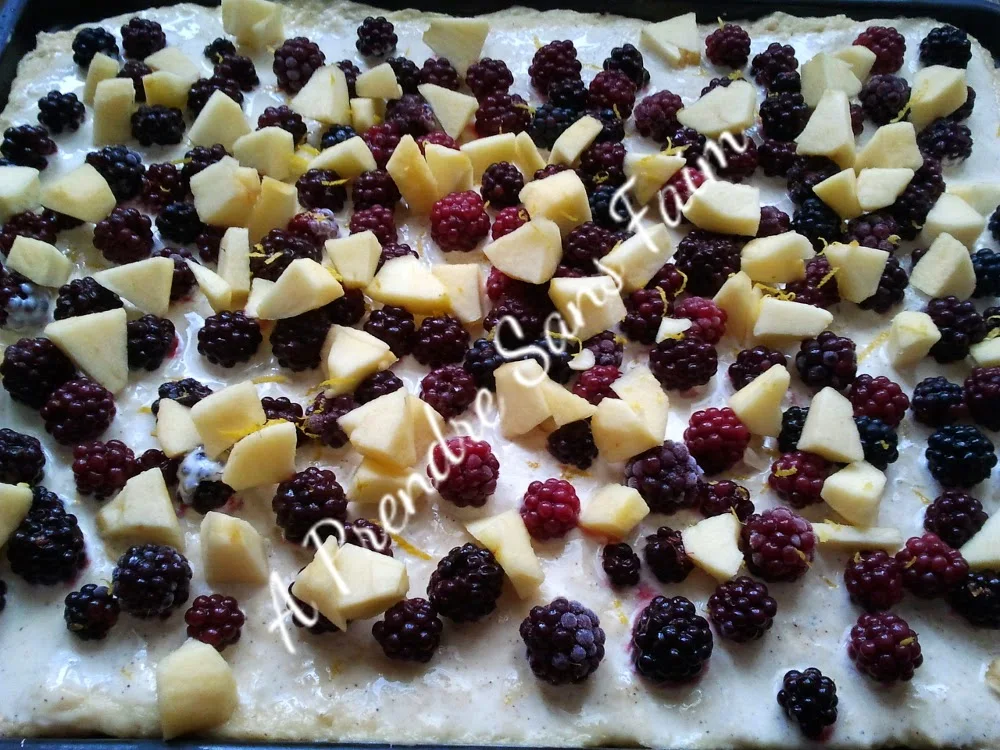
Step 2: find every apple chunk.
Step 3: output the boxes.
[548,275,627,341]
[682,514,743,582]
[367,255,449,314]
[255,258,344,320]
[5,236,70,288]
[97,468,183,550]
[518,169,591,235]
[676,80,756,138]
[221,420,297,491]
[93,257,174,317]
[321,325,397,396]
[495,359,552,437]
[44,308,128,393]
[683,180,760,236]
[40,164,116,223]
[466,510,544,598]
[0,166,40,221]
[0,483,33,548]
[854,122,923,171]
[910,232,976,299]
[157,639,238,739]
[188,90,250,150]
[338,388,416,469]
[422,18,489,75]
[641,13,700,67]
[190,381,266,458]
[728,365,789,437]
[796,88,855,168]
[812,521,902,552]
[578,484,649,539]
[823,241,889,303]
[887,310,941,367]
[156,399,201,459]
[753,297,833,346]
[484,218,561,283]
[201,511,269,585]
[601,224,674,292]
[960,514,1000,570]
[740,232,814,284]
[418,83,477,139]
[797,387,864,463]
[290,65,350,124]
[821,461,886,527]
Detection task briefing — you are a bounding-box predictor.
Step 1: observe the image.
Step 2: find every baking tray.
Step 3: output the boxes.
[0,0,997,747]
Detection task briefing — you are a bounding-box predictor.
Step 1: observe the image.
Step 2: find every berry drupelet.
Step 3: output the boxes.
[855,416,899,470]
[729,346,787,391]
[925,491,988,548]
[895,532,969,599]
[0,428,44,485]
[272,467,347,545]
[1,125,57,170]
[602,543,641,587]
[528,40,582,92]
[919,25,972,67]
[911,376,967,427]
[624,440,702,513]
[373,598,443,663]
[0,337,76,409]
[72,440,136,499]
[925,296,986,363]
[950,570,1000,628]
[777,668,838,739]
[643,526,693,583]
[854,25,906,73]
[429,437,499,508]
[742,507,816,582]
[427,543,504,623]
[648,335,718,391]
[520,478,580,540]
[413,314,469,367]
[72,27,119,67]
[708,576,777,643]
[41,378,115,445]
[562,221,617,271]
[845,550,904,611]
[197,311,262,367]
[112,543,191,619]
[491,206,529,240]
[674,297,727,344]
[706,23,751,67]
[480,162,524,207]
[768,451,832,508]
[546,420,599,470]
[846,212,900,253]
[926,424,997,488]
[520,597,606,685]
[631,596,713,684]
[848,611,922,682]
[683,407,750,475]
[93,207,154,264]
[420,365,476,419]
[301,392,355,449]
[273,37,325,93]
[64,584,120,640]
[37,91,84,134]
[362,122,403,168]
[965,366,1000,432]
[296,168,347,212]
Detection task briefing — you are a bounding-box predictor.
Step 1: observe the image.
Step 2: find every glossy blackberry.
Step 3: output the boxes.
[772,409,809,456]
[427,543,503,623]
[465,57,513,99]
[175,451,229,514]
[684,407,750,475]
[118,60,152,100]
[727,346,786,392]
[768,450,832,508]
[55,278,122,323]
[376,242,417,272]
[853,25,906,74]
[356,16,396,57]
[71,439,136,499]
[350,205,397,245]
[36,91,84,134]
[185,594,245,651]
[151,377,212,416]
[708,576,777,643]
[595,543,642,589]
[385,93,437,137]
[849,611,922,682]
[759,91,808,141]
[587,107,625,143]
[927,424,997,488]
[546,419,598,470]
[632,90,683,143]
[154,202,200,245]
[854,416,899,470]
[706,23,751,67]
[458,338,502,391]
[147,248,194,302]
[354,371,403,406]
[919,25,972,67]
[741,507,816,582]
[922,491,987,549]
[419,365,476,419]
[197,311,262,368]
[1,125,56,170]
[180,143,228,186]
[664,126,705,168]
[625,440,701,513]
[295,168,347,212]
[582,331,624,368]
[197,224,224,261]
[269,308,329,372]
[313,124,356,155]
[418,56,459,90]
[911,376,966,428]
[561,221,616,272]
[72,27,118,67]
[793,197,844,250]
[971,248,1000,298]
[261,396,305,445]
[950,570,1000,628]
[410,314,468,367]
[0,210,56,255]
[643,526,693,583]
[529,40,582,92]
[7,488,85,585]
[757,138,798,178]
[0,337,76,408]
[273,37,325,93]
[380,56,419,95]
[756,205,791,238]
[0,428,43,486]
[918,117,973,163]
[342,518,392,557]
[138,449,178,486]
[0,267,45,330]
[64,584,119,641]
[857,256,908,313]
[619,289,666,345]
[429,437,500,508]
[778,668,838,739]
[139,163,186,213]
[674,230,743,296]
[256,104,307,145]
[603,43,648,88]
[632,596,713,684]
[891,157,944,239]
[347,170,399,212]
[860,74,910,126]
[41,378,115,445]
[186,75,244,115]
[272,467,347,545]
[112,543,190,619]
[588,185,629,230]
[93,207,154,264]
[120,16,165,59]
[965,366,1000,432]
[301,392,355,448]
[251,229,321,281]
[751,42,798,88]
[336,59,361,98]
[373,598,442,663]
[785,156,838,205]
[520,597,605,685]
[362,305,415,358]
[203,37,236,63]
[214,53,258,91]
[794,332,857,392]
[479,162,524,208]
[475,92,531,137]
[926,296,986,363]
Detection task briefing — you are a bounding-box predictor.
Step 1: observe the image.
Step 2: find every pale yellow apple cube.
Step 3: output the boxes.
[84,52,119,104]
[349,457,427,505]
[386,134,438,215]
[515,132,547,177]
[946,182,1000,215]
[216,227,252,304]
[910,231,977,299]
[548,275,627,341]
[856,168,914,212]
[610,364,669,442]
[6,236,69,288]
[325,232,381,289]
[656,316,693,342]
[188,91,250,150]
[156,399,201,459]
[484,218,562,283]
[623,152,685,205]
[801,52,862,107]
[221,0,284,48]
[641,13,700,67]
[798,387,865,463]
[45,308,128,393]
[233,127,295,181]
[854,122,924,171]
[190,157,260,228]
[713,271,762,343]
[541,378,598,426]
[423,18,489,75]
[201,511,269,586]
[682,513,743,582]
[683,180,760,236]
[425,143,473,199]
[290,65,350,124]
[821,461,886,527]
[321,325,396,396]
[519,168,592,235]
[728,364,790,437]
[796,88,855,168]
[592,398,661,462]
[601,224,674,292]
[0,483,32,548]
[495,359,552,437]
[466,510,544,598]
[222,421,297,491]
[339,388,416,469]
[740,232,814,283]
[0,166,39,221]
[753,297,833,346]
[909,65,968,130]
[813,521,902,552]
[350,97,380,133]
[579,484,649,539]
[919,193,986,249]
[461,133,518,178]
[142,71,190,109]
[93,257,174,317]
[823,241,890,303]
[676,80,756,138]
[961,514,1000,569]
[144,47,199,84]
[309,136,377,178]
[356,62,403,100]
[812,168,862,219]
[432,263,483,324]
[243,278,274,318]
[970,338,1000,367]
[97,469,183,550]
[256,258,344,320]
[186,260,235,312]
[407,394,446,463]
[93,78,135,145]
[886,311,941,367]
[418,83,477,139]
[40,164,116,223]
[157,639,238,739]
[832,45,877,81]
[367,255,449,314]
[190,381,266,458]
[549,116,603,166]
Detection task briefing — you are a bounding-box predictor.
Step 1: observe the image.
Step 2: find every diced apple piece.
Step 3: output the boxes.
[0,483,32,548]
[190,156,260,228]
[610,363,669,439]
[40,164,116,223]
[832,45,877,81]
[855,122,924,171]
[321,325,396,396]
[713,271,762,343]
[919,193,985,249]
[753,297,834,346]
[432,263,482,324]
[407,394,446,463]
[93,257,174,317]
[423,18,490,75]
[887,310,941,367]
[233,127,294,181]
[946,182,1000,216]
[676,80,756,138]
[909,65,967,130]
[309,135,377,179]
[548,116,603,166]
[623,152,685,205]
[796,88,855,168]
[541,378,597,426]
[221,0,284,48]
[222,421,297,491]
[592,398,659,462]
[856,168,914,212]
[243,278,274,318]
[97,468,183,549]
[367,255,449,314]
[461,133,518,178]
[801,52,862,107]
[740,232,814,283]
[798,387,865,463]
[142,71,190,109]
[424,143,473,199]
[813,168,862,219]
[823,241,890,303]
[418,83,476,139]
[214,227,251,305]
[682,513,743,582]
[579,484,649,539]
[188,90,250,150]
[910,232,976,299]
[960,514,1000,570]
[339,388,416,468]
[970,338,1000,367]
[515,132,546,177]
[350,97,380,132]
[519,169,592,235]
[813,521,902,552]
[640,12,700,66]
[988,658,1000,697]
[728,365,789,437]
[190,381,266,458]
[683,180,760,236]
[495,359,552,437]
[93,78,135,145]
[349,457,427,506]
[821,461,886,527]
[256,258,343,320]
[601,224,674,292]
[201,511,268,585]
[656,316,692,342]
[356,62,404,100]
[186,260,234,312]
[548,275,627,341]
[290,65,350,124]
[6,236,69,287]
[325,232,380,289]
[144,47,200,84]
[44,308,127,393]
[0,166,39,221]
[157,639,238,740]
[386,134,438,215]
[156,399,201,459]
[484,218,561,283]
[466,510,543,598]
[84,52,119,104]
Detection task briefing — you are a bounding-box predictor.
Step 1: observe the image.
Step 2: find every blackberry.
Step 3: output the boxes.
[778,668,838,739]
[363,305,415,357]
[581,140,627,188]
[485,294,550,349]
[759,91,808,141]
[728,346,787,391]
[155,201,201,244]
[845,550,904,612]
[0,210,56,254]
[420,365,476,419]
[912,376,967,427]
[36,91,84,134]
[758,138,799,178]
[520,478,580,540]
[715,134,758,182]
[137,449,179,486]
[849,611,922,682]
[177,456,230,510]
[462,337,504,391]
[71,27,119,67]
[151,377,212,415]
[1,125,57,170]
[965,366,1000,431]
[197,311,262,367]
[203,37,236,64]
[354,370,403,405]
[648,335,718,391]
[386,57,420,95]
[520,597,605,685]
[757,205,791,238]
[625,440,701,513]
[668,126,707,168]
[849,374,909,428]
[604,43,648,88]
[412,314,468,367]
[583,330,624,368]
[185,594,245,651]
[770,70,801,93]
[854,26,906,74]
[475,92,531,137]
[572,364,620,405]
[547,420,598,470]
[385,94,437,137]
[0,337,76,408]
[427,543,504,623]
[251,229,321,281]
[674,230,743,296]
[919,25,972,67]
[587,70,637,118]
[684,407,749,475]
[214,54,258,91]
[633,90,683,143]
[121,17,165,59]
[950,86,975,121]
[72,439,136,499]
[741,507,816,582]
[674,297,727,344]
[860,74,911,125]
[301,392,355,448]
[41,378,115,445]
[854,416,899,470]
[325,288,366,324]
[786,156,840,205]
[972,248,1000,298]
[186,76,243,115]
[587,108,625,143]
[708,576,777,643]
[601,543,640,587]
[181,143,228,186]
[631,596,713,684]
[698,480,754,521]
[337,60,361,98]
[352,168,400,210]
[356,17,396,58]
[529,40,582,92]
[272,467,347,545]
[141,163,187,212]
[786,255,841,309]
[295,168,347,212]
[112,543,191,619]
[465,58,514,99]
[350,205,397,245]
[768,450,831,508]
[261,396,305,445]
[480,162,524,207]
[362,122,403,168]
[273,37,325,94]
[150,247,196,301]
[428,437,500,508]
[373,598,442,663]
[53,275,121,322]
[589,185,630,230]
[7,487,86,585]
[270,308,330,371]
[64,584,119,640]
[562,221,616,271]
[257,105,307,145]
[0,429,44,485]
[918,118,973,163]
[794,332,857,391]
[377,241,417,270]
[891,157,944,238]
[859,256,908,312]
[419,57,460,90]
[751,43,798,88]
[925,296,986,363]
[950,570,1000,628]
[287,209,339,245]
[706,23,751,67]
[793,197,843,250]
[93,207,154,264]
[118,60,152,100]
[342,518,392,557]
[927,424,997,488]
[924,491,987,548]
[643,527,693,583]
[776,406,809,453]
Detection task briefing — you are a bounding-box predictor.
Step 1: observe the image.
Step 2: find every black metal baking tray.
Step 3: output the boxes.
[0,0,996,747]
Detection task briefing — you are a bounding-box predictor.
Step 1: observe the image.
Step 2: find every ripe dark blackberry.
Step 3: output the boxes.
[625,440,701,513]
[186,75,244,115]
[684,407,750,475]
[1,337,76,408]
[896,532,971,600]
[705,23,751,67]
[588,186,629,230]
[0,267,46,330]
[350,168,399,211]
[603,43,649,88]
[0,210,56,254]
[855,416,899,470]
[342,518,392,556]
[786,255,841,309]
[429,437,500,508]
[295,168,347,212]
[924,490,987,548]
[112,543,190,619]
[93,207,153,264]
[795,332,857,391]
[427,542,503,623]
[269,307,329,372]
[757,138,797,178]
[950,570,1000,628]
[572,365,620,406]
[180,143,228,186]
[118,60,152,101]
[7,487,86,584]
[927,424,997,488]
[120,17,165,59]
[214,53,258,91]
[0,428,44,485]
[475,92,531,137]
[412,314,468,367]
[203,37,236,63]
[419,57,460,90]
[261,396,305,446]
[373,598,442,663]
[926,296,986,363]
[1,125,56,170]
[587,107,626,143]
[529,40,582,92]
[272,467,347,545]
[708,576,777,643]
[363,305,415,357]
[149,247,195,301]
[64,584,119,641]
[751,42,798,88]
[419,365,476,419]
[185,594,244,651]
[36,91,84,134]
[793,197,844,250]
[849,611,922,682]
[713,134,758,183]
[848,374,909,428]
[859,256,908,313]
[582,331,624,368]
[918,118,973,164]
[775,407,808,453]
[675,230,743,296]
[376,242,416,272]
[756,205,791,238]
[257,105,307,145]
[197,311,262,368]
[520,478,580,540]
[845,550,904,611]
[602,543,640,587]
[919,25,972,67]
[728,346,787,391]
[479,162,524,208]
[72,27,119,67]
[522,335,577,385]
[649,335,718,391]
[484,294,550,349]
[155,201,201,244]
[546,419,599,470]
[384,56,419,95]
[140,163,187,212]
[697,480,754,522]
[151,377,212,415]
[620,288,667,344]
[521,597,605,685]
[301,392,355,449]
[759,91,808,141]
[287,209,340,245]
[72,440,136,499]
[561,221,616,271]
[785,156,838,205]
[778,668,838,739]
[643,526,693,583]
[273,36,325,93]
[911,376,967,428]
[632,595,712,684]
[350,204,397,246]
[137,448,178,486]
[354,371,403,405]
[356,16,396,57]
[581,140,627,188]
[854,26,906,74]
[41,378,115,445]
[972,248,1000,298]
[465,57,513,99]
[891,157,944,238]
[859,74,910,126]
[384,94,436,137]
[362,121,402,168]
[965,366,1000,431]
[742,507,816,581]
[126,314,174,369]
[251,229,321,281]
[768,450,832,508]
[587,69,637,118]
[459,338,506,393]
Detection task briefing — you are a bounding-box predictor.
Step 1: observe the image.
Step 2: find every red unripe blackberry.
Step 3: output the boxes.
[528,40,582,92]
[197,311,262,367]
[625,440,702,513]
[643,526,693,583]
[848,612,922,682]
[1,336,76,409]
[708,576,777,642]
[848,374,909,427]
[698,480,754,521]
[362,122,402,168]
[302,392,356,449]
[741,507,816,581]
[491,206,529,240]
[706,23,751,67]
[520,478,580,540]
[272,467,347,545]
[93,206,154,264]
[965,366,1000,432]
[844,550,904,611]
[572,365,620,405]
[673,297,726,344]
[112,543,191,619]
[602,542,640,587]
[465,58,513,98]
[427,543,504,622]
[684,407,750,475]
[924,491,987,549]
[418,56,459,90]
[561,221,616,271]
[895,532,969,599]
[631,595,712,684]
[413,314,469,367]
[521,597,605,685]
[350,204,397,245]
[356,17,396,58]
[648,335,718,391]
[853,26,906,74]
[185,594,245,651]
[72,440,137,499]
[546,419,599,470]
[428,437,499,508]
[41,378,115,445]
[273,37,325,93]
[768,451,831,508]
[430,190,490,251]
[484,294,549,349]
[64,584,119,640]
